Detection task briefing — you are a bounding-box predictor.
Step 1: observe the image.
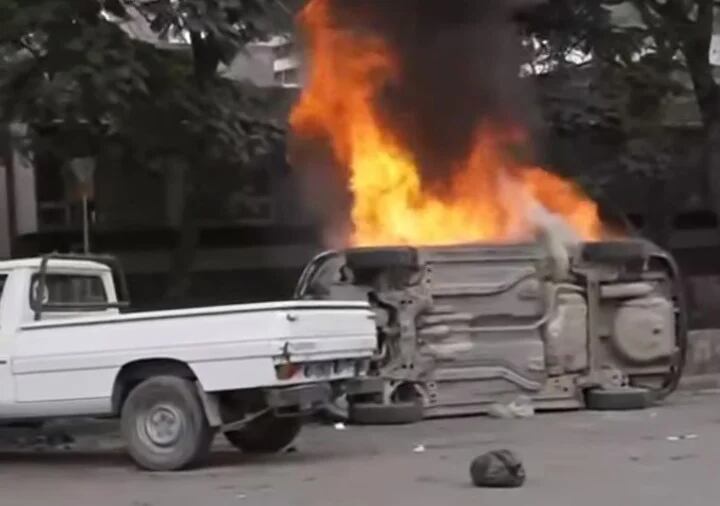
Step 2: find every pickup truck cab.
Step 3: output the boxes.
[0,254,378,470]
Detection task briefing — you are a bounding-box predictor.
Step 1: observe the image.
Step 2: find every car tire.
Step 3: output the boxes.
[581,241,647,263]
[345,247,418,270]
[349,401,424,425]
[121,376,214,471]
[224,412,302,453]
[584,387,655,411]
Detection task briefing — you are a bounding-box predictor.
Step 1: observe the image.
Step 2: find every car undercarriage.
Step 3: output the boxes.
[295,235,687,423]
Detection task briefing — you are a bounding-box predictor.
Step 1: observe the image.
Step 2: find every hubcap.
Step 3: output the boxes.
[142,404,184,447]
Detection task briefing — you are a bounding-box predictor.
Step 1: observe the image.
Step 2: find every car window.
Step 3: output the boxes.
[30,273,107,310]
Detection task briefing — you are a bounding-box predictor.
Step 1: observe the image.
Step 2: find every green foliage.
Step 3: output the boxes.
[522,0,715,184]
[0,0,286,172]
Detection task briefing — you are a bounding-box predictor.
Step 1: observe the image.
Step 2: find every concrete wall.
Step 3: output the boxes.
[222,45,277,86]
[10,136,38,236]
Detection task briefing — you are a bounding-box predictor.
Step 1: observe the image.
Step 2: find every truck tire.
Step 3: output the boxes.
[121,376,214,471]
[224,412,301,453]
[349,401,424,425]
[584,387,655,411]
[345,247,418,270]
[581,241,647,263]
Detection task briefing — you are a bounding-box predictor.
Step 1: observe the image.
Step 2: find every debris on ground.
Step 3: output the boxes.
[666,433,698,442]
[487,396,535,419]
[333,422,347,431]
[470,449,526,488]
[669,454,697,461]
[413,444,426,453]
[3,432,75,451]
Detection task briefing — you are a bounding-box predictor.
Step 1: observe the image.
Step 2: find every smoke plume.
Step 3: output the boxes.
[309,0,538,184]
[290,0,562,246]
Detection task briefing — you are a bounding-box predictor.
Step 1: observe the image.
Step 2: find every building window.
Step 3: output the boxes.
[273,43,294,59]
[275,68,299,86]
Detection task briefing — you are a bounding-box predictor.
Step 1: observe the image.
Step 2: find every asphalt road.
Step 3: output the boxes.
[2,391,720,506]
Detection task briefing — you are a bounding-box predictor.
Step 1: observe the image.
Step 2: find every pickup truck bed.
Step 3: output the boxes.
[12,301,375,411]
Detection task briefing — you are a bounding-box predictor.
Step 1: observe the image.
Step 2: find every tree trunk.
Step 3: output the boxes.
[684,46,720,219]
[662,0,720,219]
[644,177,672,247]
[162,31,220,305]
[163,180,200,306]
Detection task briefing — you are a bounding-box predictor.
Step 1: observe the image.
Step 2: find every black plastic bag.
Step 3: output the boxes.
[470,449,526,488]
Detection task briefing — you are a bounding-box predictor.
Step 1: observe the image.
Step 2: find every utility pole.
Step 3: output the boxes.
[69,157,96,254]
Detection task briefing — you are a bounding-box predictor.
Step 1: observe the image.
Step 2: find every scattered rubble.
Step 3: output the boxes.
[0,431,75,451]
[487,396,535,419]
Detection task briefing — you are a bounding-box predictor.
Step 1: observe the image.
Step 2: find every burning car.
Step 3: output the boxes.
[296,236,686,423]
[288,0,687,423]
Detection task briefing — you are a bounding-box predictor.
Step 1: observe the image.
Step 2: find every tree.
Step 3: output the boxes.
[644,1,720,225]
[0,0,287,302]
[520,0,719,244]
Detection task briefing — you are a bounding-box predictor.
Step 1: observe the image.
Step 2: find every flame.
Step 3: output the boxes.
[290,0,604,247]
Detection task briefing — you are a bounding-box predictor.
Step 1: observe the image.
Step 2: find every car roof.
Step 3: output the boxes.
[0,257,111,272]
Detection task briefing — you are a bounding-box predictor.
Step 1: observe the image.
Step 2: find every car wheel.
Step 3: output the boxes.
[121,376,214,471]
[584,387,655,411]
[224,412,302,453]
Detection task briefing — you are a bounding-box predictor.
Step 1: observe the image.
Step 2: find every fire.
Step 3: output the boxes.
[290,0,603,246]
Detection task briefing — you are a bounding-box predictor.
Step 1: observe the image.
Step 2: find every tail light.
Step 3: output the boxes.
[275,363,300,380]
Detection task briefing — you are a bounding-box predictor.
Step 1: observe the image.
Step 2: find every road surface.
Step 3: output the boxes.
[2,391,720,506]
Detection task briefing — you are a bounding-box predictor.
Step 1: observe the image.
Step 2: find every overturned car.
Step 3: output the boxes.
[295,235,687,423]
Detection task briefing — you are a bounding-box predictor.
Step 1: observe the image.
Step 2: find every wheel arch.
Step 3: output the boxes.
[111,358,200,414]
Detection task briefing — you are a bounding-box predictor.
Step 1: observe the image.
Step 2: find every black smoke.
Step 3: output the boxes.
[324,0,542,185]
[290,0,542,245]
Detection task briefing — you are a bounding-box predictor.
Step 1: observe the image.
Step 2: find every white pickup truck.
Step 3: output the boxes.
[0,254,378,471]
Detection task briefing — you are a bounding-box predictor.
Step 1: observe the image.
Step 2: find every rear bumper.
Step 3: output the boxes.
[264,383,332,412]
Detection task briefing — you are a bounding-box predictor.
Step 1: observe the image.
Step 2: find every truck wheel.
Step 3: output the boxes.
[121,376,214,471]
[349,400,424,425]
[224,412,301,453]
[584,387,655,411]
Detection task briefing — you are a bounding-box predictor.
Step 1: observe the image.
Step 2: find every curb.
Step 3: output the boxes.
[685,329,720,376]
[677,373,720,393]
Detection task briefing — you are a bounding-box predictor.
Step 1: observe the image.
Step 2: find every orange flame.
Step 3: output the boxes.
[290,0,603,247]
